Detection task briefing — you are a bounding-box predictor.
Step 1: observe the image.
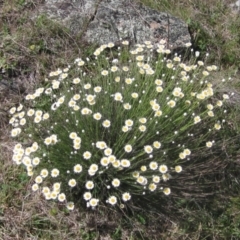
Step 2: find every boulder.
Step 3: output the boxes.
[36,0,191,50]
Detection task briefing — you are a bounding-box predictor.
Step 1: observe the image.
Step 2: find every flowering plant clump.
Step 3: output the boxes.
[9,40,231,211]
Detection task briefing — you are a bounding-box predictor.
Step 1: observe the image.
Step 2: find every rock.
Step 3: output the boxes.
[36,0,191,50]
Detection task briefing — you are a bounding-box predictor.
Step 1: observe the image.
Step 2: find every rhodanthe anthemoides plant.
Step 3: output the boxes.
[9,40,232,212]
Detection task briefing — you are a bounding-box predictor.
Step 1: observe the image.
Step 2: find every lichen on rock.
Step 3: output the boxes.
[36,0,191,50]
